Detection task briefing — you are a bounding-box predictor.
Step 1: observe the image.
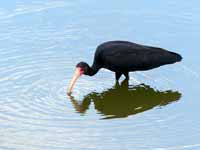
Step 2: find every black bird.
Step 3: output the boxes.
[67,41,182,94]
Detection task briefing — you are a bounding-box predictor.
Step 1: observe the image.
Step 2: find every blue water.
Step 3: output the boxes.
[0,0,200,150]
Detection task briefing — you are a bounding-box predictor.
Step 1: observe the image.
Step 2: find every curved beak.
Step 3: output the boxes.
[67,68,82,95]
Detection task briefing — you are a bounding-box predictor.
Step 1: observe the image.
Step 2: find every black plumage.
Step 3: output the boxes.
[78,41,182,80]
[68,40,182,94]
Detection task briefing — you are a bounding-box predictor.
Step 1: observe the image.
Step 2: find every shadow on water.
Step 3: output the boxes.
[69,79,182,119]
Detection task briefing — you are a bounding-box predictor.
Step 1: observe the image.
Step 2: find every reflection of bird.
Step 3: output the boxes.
[69,80,181,119]
[67,41,182,94]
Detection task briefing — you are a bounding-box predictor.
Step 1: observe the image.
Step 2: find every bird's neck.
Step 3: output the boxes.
[88,64,100,76]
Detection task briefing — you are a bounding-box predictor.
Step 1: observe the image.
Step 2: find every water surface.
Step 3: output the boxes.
[0,0,200,150]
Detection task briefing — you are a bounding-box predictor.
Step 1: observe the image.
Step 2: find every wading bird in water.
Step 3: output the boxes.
[67,41,182,95]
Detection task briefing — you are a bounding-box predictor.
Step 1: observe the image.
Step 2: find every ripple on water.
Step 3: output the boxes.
[1,0,200,149]
[0,48,77,131]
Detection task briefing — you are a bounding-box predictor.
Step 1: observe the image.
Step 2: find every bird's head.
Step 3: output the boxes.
[76,62,90,75]
[67,62,90,95]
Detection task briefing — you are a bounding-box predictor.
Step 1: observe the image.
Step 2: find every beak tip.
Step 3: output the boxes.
[67,68,81,96]
[67,91,72,96]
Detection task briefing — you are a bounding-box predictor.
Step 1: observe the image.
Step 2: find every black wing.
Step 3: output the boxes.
[95,41,182,72]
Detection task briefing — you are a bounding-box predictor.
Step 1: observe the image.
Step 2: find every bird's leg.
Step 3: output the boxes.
[115,72,122,81]
[123,72,129,80]
[121,78,129,89]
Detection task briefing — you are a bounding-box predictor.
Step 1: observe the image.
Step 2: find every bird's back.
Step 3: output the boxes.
[94,41,182,72]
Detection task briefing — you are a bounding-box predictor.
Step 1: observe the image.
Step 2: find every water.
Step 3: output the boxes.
[0,0,200,149]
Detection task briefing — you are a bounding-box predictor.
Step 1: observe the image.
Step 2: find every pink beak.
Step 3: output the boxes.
[67,67,83,95]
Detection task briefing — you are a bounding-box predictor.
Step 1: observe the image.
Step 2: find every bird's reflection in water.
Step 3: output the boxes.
[69,79,181,119]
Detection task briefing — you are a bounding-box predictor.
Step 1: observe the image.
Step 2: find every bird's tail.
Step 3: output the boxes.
[169,51,183,62]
